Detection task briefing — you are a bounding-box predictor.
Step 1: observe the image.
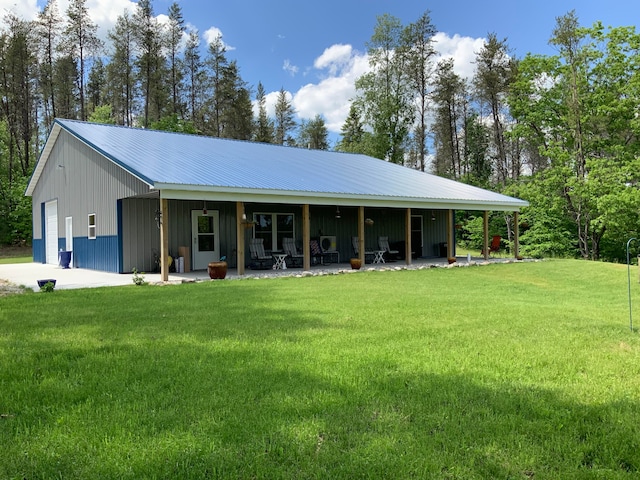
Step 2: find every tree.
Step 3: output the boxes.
[36,0,63,129]
[431,58,467,178]
[166,2,185,116]
[203,34,228,137]
[64,0,102,121]
[336,103,367,153]
[354,13,413,163]
[401,11,437,171]
[253,82,274,143]
[133,0,167,127]
[106,11,136,126]
[183,29,205,128]
[219,61,253,140]
[86,57,105,115]
[298,114,329,150]
[274,88,296,145]
[473,32,517,185]
[509,13,640,260]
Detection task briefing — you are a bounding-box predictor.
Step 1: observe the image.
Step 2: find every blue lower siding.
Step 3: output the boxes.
[33,238,44,263]
[73,236,121,273]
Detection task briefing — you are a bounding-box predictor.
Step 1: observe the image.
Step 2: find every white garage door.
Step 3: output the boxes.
[45,200,58,265]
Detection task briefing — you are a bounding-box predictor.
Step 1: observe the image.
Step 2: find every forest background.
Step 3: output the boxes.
[1,0,638,262]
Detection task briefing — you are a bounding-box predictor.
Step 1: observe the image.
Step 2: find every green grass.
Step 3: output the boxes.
[1,259,640,479]
[0,245,32,264]
[0,255,31,264]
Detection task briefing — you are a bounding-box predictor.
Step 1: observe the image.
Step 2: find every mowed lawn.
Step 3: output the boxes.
[1,260,639,479]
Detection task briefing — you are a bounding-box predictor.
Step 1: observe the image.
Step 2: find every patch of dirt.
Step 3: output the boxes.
[0,279,29,297]
[0,245,32,258]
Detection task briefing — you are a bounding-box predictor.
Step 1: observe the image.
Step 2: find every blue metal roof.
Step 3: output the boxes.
[27,119,528,210]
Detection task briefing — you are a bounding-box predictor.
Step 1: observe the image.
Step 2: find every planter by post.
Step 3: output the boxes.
[208,261,228,279]
[350,258,362,270]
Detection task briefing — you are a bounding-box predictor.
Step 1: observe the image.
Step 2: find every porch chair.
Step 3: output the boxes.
[378,236,399,262]
[351,237,375,264]
[481,235,502,256]
[282,237,304,267]
[249,238,273,269]
[310,239,328,265]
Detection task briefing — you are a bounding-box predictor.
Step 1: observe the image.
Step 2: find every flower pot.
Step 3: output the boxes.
[350,258,362,270]
[208,261,228,279]
[447,257,457,264]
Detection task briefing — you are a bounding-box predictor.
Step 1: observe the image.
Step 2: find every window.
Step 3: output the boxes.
[88,213,96,239]
[253,213,294,251]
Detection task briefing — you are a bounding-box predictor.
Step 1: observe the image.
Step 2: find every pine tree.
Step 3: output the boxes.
[106,11,136,126]
[253,82,274,143]
[133,0,168,127]
[64,0,102,121]
[166,2,185,116]
[35,0,63,129]
[298,114,329,150]
[274,88,296,146]
[183,29,205,129]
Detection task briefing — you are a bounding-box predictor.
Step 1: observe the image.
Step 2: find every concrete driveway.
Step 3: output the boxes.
[0,263,209,291]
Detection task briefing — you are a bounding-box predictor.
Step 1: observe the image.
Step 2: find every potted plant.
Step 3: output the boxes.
[208,256,228,279]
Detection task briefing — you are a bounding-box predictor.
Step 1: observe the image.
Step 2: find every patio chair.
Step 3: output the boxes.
[282,237,304,268]
[310,239,339,265]
[310,239,327,265]
[351,237,375,264]
[378,236,399,262]
[249,238,273,269]
[481,235,502,256]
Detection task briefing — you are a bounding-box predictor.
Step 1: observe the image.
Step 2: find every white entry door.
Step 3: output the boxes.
[191,210,220,270]
[65,216,73,267]
[45,200,58,265]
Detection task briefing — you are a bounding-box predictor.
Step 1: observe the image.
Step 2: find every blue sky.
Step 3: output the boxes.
[13,0,640,137]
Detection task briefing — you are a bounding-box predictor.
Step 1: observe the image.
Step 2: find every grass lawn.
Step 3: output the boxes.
[1,259,639,479]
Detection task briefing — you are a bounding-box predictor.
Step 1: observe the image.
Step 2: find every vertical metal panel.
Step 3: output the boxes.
[121,198,160,273]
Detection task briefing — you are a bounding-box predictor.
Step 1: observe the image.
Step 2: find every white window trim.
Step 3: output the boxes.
[88,213,97,240]
[253,212,295,251]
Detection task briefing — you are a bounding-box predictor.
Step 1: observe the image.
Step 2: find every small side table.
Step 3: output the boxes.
[373,250,386,264]
[273,253,288,269]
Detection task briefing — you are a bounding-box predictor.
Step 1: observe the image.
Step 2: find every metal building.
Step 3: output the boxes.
[26,119,529,278]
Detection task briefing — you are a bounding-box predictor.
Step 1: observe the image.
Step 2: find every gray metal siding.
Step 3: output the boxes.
[31,130,152,241]
[121,198,160,273]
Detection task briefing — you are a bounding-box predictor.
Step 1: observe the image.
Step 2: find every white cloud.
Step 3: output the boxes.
[313,44,353,75]
[292,48,369,133]
[285,33,485,134]
[432,32,486,79]
[203,26,235,50]
[283,59,299,76]
[0,0,39,22]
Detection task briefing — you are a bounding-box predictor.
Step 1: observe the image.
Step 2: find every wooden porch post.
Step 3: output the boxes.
[514,211,520,259]
[358,206,365,263]
[236,201,245,275]
[160,198,169,282]
[483,210,489,260]
[303,204,311,271]
[446,209,453,259]
[405,208,412,265]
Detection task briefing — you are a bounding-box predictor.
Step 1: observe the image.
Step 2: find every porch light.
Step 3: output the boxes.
[365,218,374,226]
[335,207,341,219]
[203,201,207,215]
[431,211,436,221]
[154,209,162,229]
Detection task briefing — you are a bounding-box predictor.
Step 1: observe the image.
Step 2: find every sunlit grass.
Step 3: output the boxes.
[1,259,639,478]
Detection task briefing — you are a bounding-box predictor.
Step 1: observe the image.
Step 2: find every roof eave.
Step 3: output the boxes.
[155,183,529,211]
